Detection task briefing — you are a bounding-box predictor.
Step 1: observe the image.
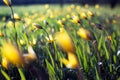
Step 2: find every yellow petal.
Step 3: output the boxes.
[55,28,75,53]
[2,57,9,69]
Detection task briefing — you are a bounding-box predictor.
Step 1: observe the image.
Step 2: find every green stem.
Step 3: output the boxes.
[10,6,18,45]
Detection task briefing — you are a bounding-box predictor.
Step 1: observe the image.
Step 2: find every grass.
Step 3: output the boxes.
[0,4,120,80]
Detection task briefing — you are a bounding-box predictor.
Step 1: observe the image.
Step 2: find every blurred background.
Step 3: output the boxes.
[0,0,120,8]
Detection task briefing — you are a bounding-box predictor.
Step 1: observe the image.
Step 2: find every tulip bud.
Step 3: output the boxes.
[32,23,43,29]
[11,13,21,21]
[3,0,11,6]
[77,28,94,40]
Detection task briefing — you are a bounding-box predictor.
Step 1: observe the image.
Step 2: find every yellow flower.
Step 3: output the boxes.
[32,23,42,29]
[46,35,54,43]
[80,12,87,19]
[20,39,25,45]
[107,36,112,41]
[95,4,100,9]
[57,20,64,27]
[45,4,50,9]
[11,13,21,20]
[61,52,79,68]
[23,46,37,64]
[112,20,118,24]
[77,28,93,40]
[2,57,9,69]
[84,4,89,8]
[1,42,24,67]
[87,11,94,18]
[3,0,11,6]
[71,15,80,23]
[55,28,75,53]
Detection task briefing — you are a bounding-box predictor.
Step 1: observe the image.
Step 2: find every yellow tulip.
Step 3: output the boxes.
[11,13,21,20]
[71,15,80,24]
[1,42,24,67]
[95,4,100,9]
[77,28,93,40]
[80,12,87,19]
[55,28,75,53]
[3,0,11,6]
[61,52,79,68]
[87,11,94,18]
[57,20,64,27]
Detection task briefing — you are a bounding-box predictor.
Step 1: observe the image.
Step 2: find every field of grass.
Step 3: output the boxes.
[0,3,120,80]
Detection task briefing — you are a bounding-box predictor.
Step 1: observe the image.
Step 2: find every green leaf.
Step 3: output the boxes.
[18,68,26,80]
[1,69,11,80]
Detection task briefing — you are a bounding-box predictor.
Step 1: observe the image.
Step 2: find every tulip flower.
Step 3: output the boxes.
[1,42,24,67]
[3,0,11,6]
[55,28,75,53]
[77,28,94,40]
[11,13,21,21]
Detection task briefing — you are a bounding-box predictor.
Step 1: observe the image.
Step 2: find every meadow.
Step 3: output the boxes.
[0,2,120,80]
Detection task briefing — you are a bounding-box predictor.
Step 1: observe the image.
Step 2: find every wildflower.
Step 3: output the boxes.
[71,15,80,24]
[2,57,9,69]
[84,4,89,8]
[55,28,75,53]
[77,28,94,40]
[107,35,112,41]
[32,23,43,29]
[95,4,100,9]
[57,20,64,27]
[20,39,25,45]
[66,14,70,19]
[80,12,87,20]
[11,13,21,21]
[61,52,79,68]
[1,42,24,67]
[112,19,118,24]
[87,11,94,18]
[23,45,37,64]
[29,38,37,45]
[46,35,54,43]
[45,4,50,9]
[3,0,11,6]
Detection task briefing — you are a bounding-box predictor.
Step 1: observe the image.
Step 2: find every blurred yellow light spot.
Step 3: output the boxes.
[95,4,100,9]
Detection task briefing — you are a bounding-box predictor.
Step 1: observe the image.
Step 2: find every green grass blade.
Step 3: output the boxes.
[1,69,11,80]
[18,68,26,80]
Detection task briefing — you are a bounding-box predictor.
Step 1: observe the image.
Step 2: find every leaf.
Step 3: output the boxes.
[1,69,11,80]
